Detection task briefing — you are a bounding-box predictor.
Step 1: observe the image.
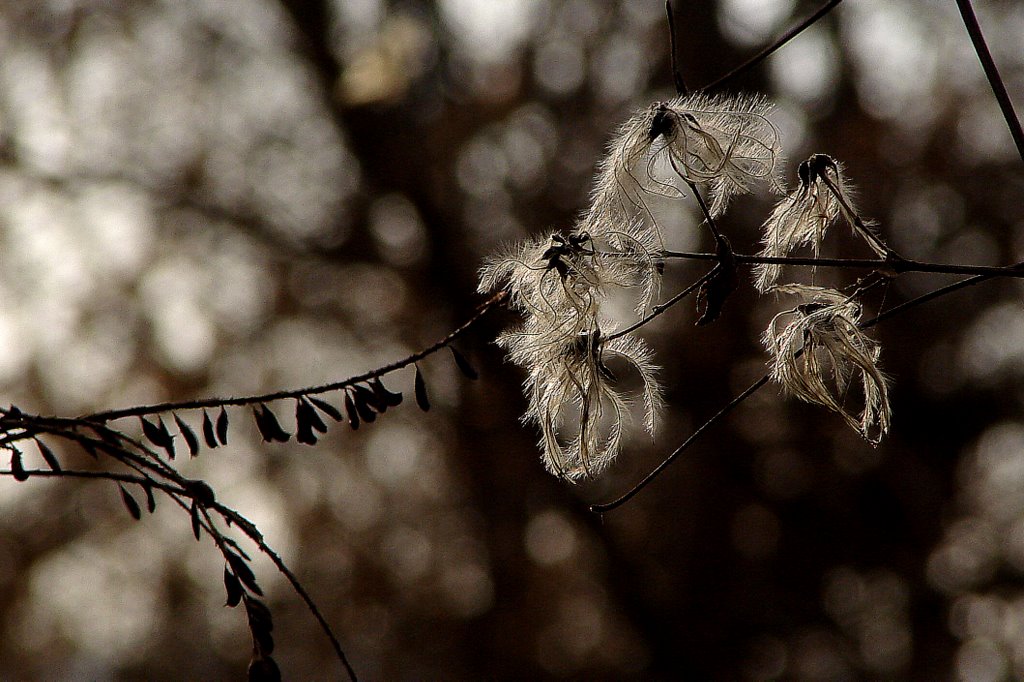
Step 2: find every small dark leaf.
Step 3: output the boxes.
[450,346,479,380]
[224,538,250,561]
[228,552,264,596]
[224,566,243,607]
[140,415,172,448]
[144,482,157,513]
[216,407,230,445]
[302,400,327,433]
[414,365,430,411]
[295,399,326,446]
[190,499,202,541]
[119,485,141,520]
[202,410,219,449]
[351,389,377,423]
[344,392,359,430]
[36,439,61,472]
[244,597,275,655]
[245,596,274,631]
[353,383,385,413]
[309,396,343,422]
[10,448,28,482]
[696,235,739,326]
[247,655,281,682]
[294,421,317,445]
[253,405,291,443]
[370,377,403,408]
[175,415,200,457]
[157,417,175,459]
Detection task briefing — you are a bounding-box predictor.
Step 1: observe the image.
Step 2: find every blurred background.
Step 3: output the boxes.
[0,0,1022,679]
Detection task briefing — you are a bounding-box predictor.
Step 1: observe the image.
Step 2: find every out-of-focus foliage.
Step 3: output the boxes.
[0,0,1022,679]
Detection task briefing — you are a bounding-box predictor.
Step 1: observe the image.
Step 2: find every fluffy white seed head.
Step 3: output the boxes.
[522,330,662,481]
[754,155,885,292]
[763,284,891,443]
[589,92,784,235]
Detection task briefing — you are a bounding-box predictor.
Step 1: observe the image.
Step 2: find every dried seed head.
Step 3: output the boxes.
[763,285,891,443]
[754,155,887,292]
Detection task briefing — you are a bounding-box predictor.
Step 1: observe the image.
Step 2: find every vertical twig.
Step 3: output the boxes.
[954,0,1024,166]
[665,0,687,95]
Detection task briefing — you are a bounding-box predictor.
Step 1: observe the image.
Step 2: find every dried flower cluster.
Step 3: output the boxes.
[481,93,893,479]
[755,154,893,443]
[481,93,784,479]
[763,285,891,442]
[754,154,889,292]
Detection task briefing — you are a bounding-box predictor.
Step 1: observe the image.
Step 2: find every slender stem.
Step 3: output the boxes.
[685,180,724,242]
[665,0,687,95]
[84,291,507,423]
[591,376,770,513]
[607,267,718,341]
[863,271,999,329]
[213,502,359,682]
[700,0,845,92]
[954,0,1024,166]
[0,467,187,493]
[661,250,1024,278]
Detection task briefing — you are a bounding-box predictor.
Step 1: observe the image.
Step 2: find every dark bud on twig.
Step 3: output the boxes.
[350,387,378,423]
[414,365,430,411]
[158,417,175,459]
[371,377,403,408]
[343,392,359,430]
[353,383,384,414]
[184,479,216,506]
[202,410,219,449]
[144,482,156,513]
[227,551,264,596]
[175,414,200,457]
[247,655,281,682]
[696,235,739,326]
[216,407,230,445]
[10,447,28,482]
[224,566,243,607]
[140,416,174,458]
[190,499,202,540]
[649,102,675,142]
[253,405,291,443]
[309,396,343,422]
[244,597,275,655]
[294,399,323,445]
[450,346,479,380]
[119,485,142,520]
[35,439,61,472]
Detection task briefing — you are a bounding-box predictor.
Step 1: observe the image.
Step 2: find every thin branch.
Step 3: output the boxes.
[863,270,1002,329]
[591,375,769,513]
[0,467,187,494]
[84,291,507,423]
[661,250,1024,278]
[699,0,845,92]
[607,267,718,342]
[954,0,1024,166]
[665,0,687,95]
[213,503,359,682]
